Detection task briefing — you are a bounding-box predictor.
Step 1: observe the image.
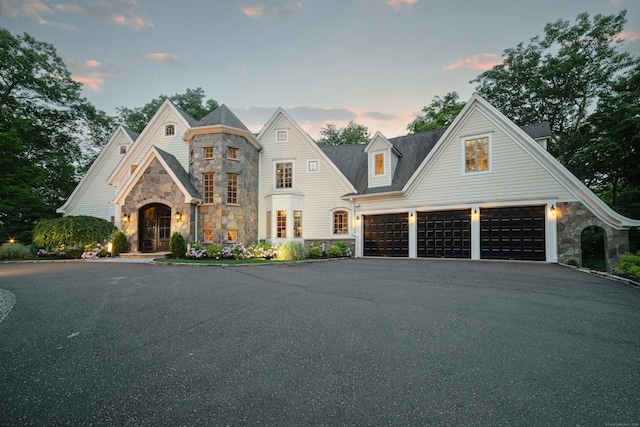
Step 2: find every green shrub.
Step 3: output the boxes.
[169,232,186,258]
[249,242,278,259]
[207,243,223,259]
[111,231,128,256]
[0,243,31,260]
[307,242,323,258]
[276,241,307,261]
[32,216,117,250]
[327,241,352,258]
[566,259,580,268]
[617,252,640,280]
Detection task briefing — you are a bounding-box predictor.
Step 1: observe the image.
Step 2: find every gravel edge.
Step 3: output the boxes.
[0,288,16,324]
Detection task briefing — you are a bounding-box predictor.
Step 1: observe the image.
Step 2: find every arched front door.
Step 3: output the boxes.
[139,204,171,252]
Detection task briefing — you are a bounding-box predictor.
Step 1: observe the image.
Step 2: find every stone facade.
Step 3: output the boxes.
[122,158,191,251]
[189,132,260,245]
[556,201,630,271]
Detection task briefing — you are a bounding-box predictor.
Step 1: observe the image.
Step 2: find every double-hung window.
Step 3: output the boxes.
[227,173,238,204]
[276,162,292,189]
[464,135,490,173]
[333,211,349,235]
[203,172,215,204]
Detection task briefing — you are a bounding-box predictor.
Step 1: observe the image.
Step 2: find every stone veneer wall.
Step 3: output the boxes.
[121,158,192,251]
[190,132,259,245]
[556,201,630,272]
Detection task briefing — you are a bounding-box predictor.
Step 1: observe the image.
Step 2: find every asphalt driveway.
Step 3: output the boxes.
[0,259,638,426]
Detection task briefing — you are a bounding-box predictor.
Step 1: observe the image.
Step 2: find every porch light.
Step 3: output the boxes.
[122,212,130,222]
[472,209,479,221]
[550,205,556,217]
[409,212,415,223]
[355,215,360,225]
[175,211,183,221]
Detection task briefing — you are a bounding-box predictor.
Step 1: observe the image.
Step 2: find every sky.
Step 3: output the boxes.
[2,0,639,139]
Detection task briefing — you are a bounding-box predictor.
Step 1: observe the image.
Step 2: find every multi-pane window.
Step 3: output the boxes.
[204,147,214,159]
[277,130,287,142]
[266,211,272,239]
[228,147,238,160]
[465,136,489,173]
[165,124,175,136]
[308,160,318,172]
[277,210,287,238]
[333,211,349,235]
[375,153,384,175]
[294,211,302,238]
[119,145,127,155]
[227,230,237,242]
[203,172,215,204]
[204,229,213,242]
[227,173,238,204]
[276,162,292,188]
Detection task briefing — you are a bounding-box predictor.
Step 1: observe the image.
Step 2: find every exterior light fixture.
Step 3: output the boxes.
[175,211,183,221]
[122,212,130,222]
[9,238,15,244]
[550,205,556,217]
[409,212,415,223]
[472,209,479,221]
[355,215,360,224]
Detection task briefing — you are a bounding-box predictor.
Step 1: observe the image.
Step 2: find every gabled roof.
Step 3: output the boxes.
[113,145,201,205]
[170,100,198,126]
[57,125,137,214]
[183,104,261,150]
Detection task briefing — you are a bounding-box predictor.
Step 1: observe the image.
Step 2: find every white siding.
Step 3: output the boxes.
[258,116,354,240]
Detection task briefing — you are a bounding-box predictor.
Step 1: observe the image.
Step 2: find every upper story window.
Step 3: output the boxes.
[307,160,319,173]
[165,124,175,136]
[464,135,490,173]
[228,147,238,160]
[375,153,384,175]
[275,162,293,189]
[333,211,349,235]
[276,130,288,142]
[119,145,127,155]
[204,147,214,159]
[227,173,238,204]
[203,172,214,204]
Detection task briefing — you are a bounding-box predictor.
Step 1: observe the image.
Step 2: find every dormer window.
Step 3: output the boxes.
[165,124,175,136]
[375,153,384,175]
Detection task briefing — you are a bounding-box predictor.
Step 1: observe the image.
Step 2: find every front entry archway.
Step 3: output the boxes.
[139,203,171,252]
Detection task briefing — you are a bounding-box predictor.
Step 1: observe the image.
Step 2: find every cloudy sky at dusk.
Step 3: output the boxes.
[2,0,639,138]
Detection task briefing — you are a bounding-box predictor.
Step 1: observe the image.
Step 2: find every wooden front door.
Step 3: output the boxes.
[139,204,171,252]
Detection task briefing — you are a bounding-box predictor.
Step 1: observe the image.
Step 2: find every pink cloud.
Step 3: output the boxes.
[72,75,105,92]
[617,29,640,42]
[141,53,183,67]
[385,0,418,8]
[444,53,502,71]
[84,60,101,68]
[240,2,302,18]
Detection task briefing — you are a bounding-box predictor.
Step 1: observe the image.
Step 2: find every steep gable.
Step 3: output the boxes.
[57,125,136,219]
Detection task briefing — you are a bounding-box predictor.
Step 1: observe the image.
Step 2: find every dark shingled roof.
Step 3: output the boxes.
[167,100,198,126]
[154,146,201,200]
[122,126,140,142]
[321,124,552,195]
[194,104,249,131]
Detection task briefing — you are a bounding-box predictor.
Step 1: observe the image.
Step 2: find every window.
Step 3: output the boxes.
[307,160,319,172]
[277,210,287,238]
[165,124,175,136]
[294,211,302,238]
[203,172,214,204]
[465,136,489,173]
[276,162,292,189]
[266,211,272,239]
[131,165,138,173]
[228,147,238,160]
[204,147,214,159]
[276,130,287,142]
[227,173,238,204]
[333,211,349,235]
[119,146,127,155]
[375,153,384,175]
[227,230,237,242]
[204,229,213,242]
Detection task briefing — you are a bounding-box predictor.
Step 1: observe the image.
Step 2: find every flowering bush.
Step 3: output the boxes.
[206,243,224,259]
[307,242,323,258]
[327,241,352,258]
[81,242,107,259]
[36,244,81,259]
[186,242,207,259]
[249,242,278,259]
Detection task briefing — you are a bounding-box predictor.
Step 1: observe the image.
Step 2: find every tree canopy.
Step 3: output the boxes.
[407,91,466,134]
[316,121,371,146]
[0,28,113,243]
[117,87,219,133]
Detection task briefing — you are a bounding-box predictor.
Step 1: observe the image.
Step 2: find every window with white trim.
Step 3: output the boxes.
[165,124,175,136]
[333,211,349,235]
[464,135,490,173]
[307,160,319,172]
[276,130,287,142]
[119,145,127,155]
[277,210,287,238]
[294,210,302,238]
[375,153,384,175]
[275,162,293,189]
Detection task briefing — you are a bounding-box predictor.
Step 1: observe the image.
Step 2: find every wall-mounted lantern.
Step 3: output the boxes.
[122,212,130,222]
[175,211,183,221]
[549,205,556,217]
[472,209,479,221]
[409,212,415,223]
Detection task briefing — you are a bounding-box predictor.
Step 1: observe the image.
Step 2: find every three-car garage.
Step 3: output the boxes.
[362,205,547,261]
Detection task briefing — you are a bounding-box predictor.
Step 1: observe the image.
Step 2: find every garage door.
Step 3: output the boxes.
[480,206,546,261]
[417,210,471,258]
[363,213,409,257]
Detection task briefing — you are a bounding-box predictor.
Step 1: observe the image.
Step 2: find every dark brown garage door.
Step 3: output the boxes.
[417,210,471,258]
[480,206,546,261]
[363,213,409,257]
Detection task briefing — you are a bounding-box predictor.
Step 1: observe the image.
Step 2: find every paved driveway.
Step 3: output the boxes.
[1,259,639,426]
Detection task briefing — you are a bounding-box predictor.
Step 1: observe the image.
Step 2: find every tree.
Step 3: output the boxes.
[0,28,113,243]
[407,91,466,134]
[471,11,634,164]
[117,87,219,133]
[316,121,370,146]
